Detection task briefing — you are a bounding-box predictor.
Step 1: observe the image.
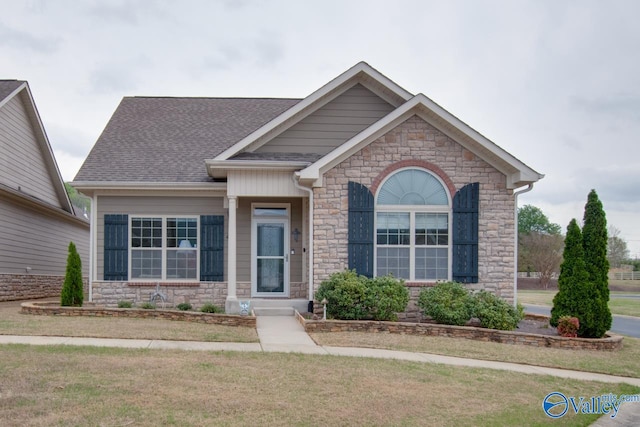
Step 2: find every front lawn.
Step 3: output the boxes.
[310,332,640,378]
[518,290,640,317]
[0,344,637,426]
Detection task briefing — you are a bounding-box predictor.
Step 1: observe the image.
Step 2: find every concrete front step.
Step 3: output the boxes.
[253,307,295,316]
[247,299,310,315]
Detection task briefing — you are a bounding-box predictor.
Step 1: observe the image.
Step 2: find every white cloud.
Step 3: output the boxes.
[3,0,640,253]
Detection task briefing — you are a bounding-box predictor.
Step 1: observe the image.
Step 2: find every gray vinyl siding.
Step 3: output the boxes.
[236,198,303,283]
[257,84,394,155]
[0,95,61,208]
[0,197,89,276]
[96,196,225,280]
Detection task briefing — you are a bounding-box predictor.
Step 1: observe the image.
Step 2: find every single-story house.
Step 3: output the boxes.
[0,80,89,301]
[72,62,543,318]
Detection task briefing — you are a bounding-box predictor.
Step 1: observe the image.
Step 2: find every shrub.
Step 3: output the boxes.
[557,316,580,338]
[417,281,474,326]
[139,302,156,310]
[60,242,83,307]
[315,270,368,320]
[471,290,522,330]
[315,271,409,321]
[200,303,221,314]
[117,301,133,308]
[176,303,192,311]
[364,275,409,321]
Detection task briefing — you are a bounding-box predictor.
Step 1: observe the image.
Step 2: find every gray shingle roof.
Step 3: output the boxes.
[74,97,300,183]
[0,80,25,102]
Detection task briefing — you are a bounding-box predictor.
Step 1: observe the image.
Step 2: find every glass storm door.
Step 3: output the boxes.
[253,217,289,296]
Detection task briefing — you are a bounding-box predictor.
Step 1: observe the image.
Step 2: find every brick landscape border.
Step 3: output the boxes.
[20,301,256,328]
[296,312,623,351]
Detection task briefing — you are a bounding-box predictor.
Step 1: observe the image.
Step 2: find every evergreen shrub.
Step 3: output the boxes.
[417,281,474,326]
[60,242,83,307]
[472,290,522,330]
[315,270,408,320]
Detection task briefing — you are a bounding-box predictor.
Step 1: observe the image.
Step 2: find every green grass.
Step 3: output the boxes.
[0,301,258,343]
[518,290,640,317]
[0,344,637,426]
[311,332,640,378]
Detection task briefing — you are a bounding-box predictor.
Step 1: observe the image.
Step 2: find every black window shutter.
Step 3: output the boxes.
[452,183,479,283]
[200,215,224,282]
[348,181,374,278]
[104,214,128,281]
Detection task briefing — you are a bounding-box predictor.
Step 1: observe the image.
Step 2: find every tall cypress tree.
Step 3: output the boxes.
[551,219,589,326]
[582,189,612,333]
[60,242,84,307]
[550,219,605,337]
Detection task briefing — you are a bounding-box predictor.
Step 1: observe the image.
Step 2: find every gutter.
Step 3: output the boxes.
[292,173,314,311]
[513,183,534,307]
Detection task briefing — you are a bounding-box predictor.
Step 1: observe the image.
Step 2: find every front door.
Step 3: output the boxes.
[252,207,289,297]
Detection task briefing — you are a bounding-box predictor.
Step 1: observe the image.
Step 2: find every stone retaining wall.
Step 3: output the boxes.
[297,312,623,351]
[21,301,256,328]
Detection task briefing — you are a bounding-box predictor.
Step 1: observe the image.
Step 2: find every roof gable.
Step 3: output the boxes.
[0,80,74,213]
[214,62,413,161]
[297,94,544,189]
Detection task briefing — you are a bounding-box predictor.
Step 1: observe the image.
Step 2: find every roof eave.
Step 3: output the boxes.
[298,94,544,189]
[205,159,311,179]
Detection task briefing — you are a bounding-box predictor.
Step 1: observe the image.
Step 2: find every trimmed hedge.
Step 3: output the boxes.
[418,282,522,330]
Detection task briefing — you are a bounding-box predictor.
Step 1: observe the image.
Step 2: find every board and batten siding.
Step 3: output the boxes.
[0,197,89,276]
[96,196,225,280]
[0,94,61,208]
[227,170,308,197]
[256,84,394,155]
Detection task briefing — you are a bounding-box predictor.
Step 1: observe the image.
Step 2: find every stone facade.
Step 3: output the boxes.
[312,115,516,309]
[0,274,88,302]
[90,280,309,308]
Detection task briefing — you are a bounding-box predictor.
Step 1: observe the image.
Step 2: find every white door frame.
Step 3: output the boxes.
[251,203,290,297]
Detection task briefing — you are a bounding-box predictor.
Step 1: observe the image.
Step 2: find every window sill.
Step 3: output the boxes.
[126,282,201,288]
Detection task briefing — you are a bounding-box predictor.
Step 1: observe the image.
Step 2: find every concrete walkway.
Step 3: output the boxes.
[2,314,640,425]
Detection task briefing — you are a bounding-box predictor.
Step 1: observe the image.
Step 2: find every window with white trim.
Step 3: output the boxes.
[130,217,198,280]
[375,169,450,281]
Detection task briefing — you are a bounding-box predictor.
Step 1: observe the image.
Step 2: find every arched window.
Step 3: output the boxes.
[375,169,451,281]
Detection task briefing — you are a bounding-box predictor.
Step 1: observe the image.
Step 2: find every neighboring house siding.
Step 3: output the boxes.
[0,197,89,276]
[313,115,515,301]
[0,94,61,207]
[257,84,394,155]
[96,196,226,279]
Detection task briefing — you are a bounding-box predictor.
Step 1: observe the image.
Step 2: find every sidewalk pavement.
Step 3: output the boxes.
[1,314,639,425]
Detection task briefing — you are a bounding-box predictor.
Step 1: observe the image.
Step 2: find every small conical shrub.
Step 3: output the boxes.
[60,242,83,307]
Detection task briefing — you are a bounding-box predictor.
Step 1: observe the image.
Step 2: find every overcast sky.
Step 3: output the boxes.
[3,0,639,256]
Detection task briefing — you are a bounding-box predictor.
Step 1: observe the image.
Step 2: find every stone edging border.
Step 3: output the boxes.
[295,311,623,351]
[20,301,256,328]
